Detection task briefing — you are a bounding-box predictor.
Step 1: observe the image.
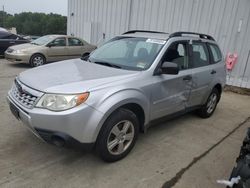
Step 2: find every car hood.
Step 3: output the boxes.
[18,59,140,93]
[10,43,41,51]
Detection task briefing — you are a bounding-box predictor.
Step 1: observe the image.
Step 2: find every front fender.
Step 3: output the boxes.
[85,88,150,142]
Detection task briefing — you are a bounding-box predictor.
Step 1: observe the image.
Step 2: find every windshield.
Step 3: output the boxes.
[31,35,56,45]
[89,37,165,70]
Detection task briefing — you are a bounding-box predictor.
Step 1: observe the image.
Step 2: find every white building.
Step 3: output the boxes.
[68,0,250,88]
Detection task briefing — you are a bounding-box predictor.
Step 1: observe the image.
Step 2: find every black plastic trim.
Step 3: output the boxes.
[123,30,169,35]
[146,105,202,129]
[35,128,95,151]
[169,31,215,41]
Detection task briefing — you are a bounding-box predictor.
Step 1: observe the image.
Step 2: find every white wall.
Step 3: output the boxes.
[68,0,250,88]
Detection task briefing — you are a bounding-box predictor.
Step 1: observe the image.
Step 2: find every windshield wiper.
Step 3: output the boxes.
[94,61,121,69]
[31,42,39,45]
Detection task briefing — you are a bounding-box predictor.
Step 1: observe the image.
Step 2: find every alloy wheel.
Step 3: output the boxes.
[33,56,44,67]
[206,93,218,114]
[107,120,135,155]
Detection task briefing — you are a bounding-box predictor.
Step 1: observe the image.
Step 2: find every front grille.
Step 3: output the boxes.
[6,48,14,53]
[10,81,39,109]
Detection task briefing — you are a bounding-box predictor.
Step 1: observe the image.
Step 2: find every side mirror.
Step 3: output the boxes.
[160,61,179,75]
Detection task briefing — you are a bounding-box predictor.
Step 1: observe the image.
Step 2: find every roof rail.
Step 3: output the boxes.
[123,30,168,35]
[169,31,215,41]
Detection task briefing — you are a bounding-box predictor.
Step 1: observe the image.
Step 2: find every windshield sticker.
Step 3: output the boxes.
[146,39,166,45]
[136,62,147,69]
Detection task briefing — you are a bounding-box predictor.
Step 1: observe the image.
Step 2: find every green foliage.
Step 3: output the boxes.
[0,11,67,36]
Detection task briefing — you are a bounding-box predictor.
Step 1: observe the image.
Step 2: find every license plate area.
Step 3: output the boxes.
[9,102,20,119]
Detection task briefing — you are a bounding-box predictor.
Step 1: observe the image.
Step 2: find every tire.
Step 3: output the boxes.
[96,108,139,162]
[30,54,46,67]
[197,88,220,118]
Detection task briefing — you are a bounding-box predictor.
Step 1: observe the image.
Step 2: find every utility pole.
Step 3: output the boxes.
[2,5,4,28]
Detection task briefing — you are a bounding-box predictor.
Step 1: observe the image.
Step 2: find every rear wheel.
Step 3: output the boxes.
[96,108,139,162]
[197,88,220,118]
[30,54,46,67]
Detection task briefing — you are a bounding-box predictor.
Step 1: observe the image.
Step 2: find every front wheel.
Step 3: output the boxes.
[197,88,220,118]
[96,108,139,162]
[30,54,46,67]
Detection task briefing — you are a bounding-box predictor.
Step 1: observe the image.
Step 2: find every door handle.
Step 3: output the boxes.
[183,75,192,81]
[9,41,15,44]
[211,70,216,74]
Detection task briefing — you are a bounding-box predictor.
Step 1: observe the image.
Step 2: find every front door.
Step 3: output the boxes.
[150,41,193,120]
[47,37,68,62]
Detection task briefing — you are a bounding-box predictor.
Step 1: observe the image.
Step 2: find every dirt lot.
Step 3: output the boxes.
[0,59,250,188]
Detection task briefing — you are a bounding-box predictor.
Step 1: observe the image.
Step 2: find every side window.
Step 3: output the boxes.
[189,42,209,68]
[208,43,222,63]
[162,41,189,70]
[50,38,66,47]
[68,38,83,46]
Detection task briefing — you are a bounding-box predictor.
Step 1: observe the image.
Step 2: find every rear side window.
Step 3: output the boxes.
[68,38,83,46]
[208,43,222,63]
[189,42,210,68]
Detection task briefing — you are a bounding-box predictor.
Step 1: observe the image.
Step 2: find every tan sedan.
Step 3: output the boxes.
[5,35,96,67]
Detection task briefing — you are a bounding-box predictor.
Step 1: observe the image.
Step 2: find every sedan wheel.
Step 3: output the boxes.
[30,54,46,67]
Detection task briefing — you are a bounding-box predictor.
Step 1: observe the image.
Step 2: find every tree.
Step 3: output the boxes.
[0,11,67,36]
[0,11,12,28]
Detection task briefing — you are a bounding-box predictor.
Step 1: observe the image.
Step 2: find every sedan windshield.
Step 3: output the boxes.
[89,37,165,70]
[31,35,56,45]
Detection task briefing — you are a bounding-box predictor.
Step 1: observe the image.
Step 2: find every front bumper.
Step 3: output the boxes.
[35,128,95,150]
[5,52,30,63]
[7,93,104,144]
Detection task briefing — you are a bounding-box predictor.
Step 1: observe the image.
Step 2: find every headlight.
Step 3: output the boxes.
[36,93,89,111]
[13,50,22,54]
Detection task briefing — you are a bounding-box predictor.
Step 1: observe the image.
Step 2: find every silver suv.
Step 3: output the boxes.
[7,31,226,162]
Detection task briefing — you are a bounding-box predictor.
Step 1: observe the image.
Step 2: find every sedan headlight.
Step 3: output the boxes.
[36,93,89,111]
[13,50,22,54]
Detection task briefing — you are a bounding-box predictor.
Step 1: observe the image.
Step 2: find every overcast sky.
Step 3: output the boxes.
[0,0,67,16]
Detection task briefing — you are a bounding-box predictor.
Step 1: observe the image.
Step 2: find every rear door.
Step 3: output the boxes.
[47,37,68,61]
[187,41,215,107]
[150,40,193,120]
[67,37,85,58]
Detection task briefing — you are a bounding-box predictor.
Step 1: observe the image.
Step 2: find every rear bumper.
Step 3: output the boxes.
[5,52,30,63]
